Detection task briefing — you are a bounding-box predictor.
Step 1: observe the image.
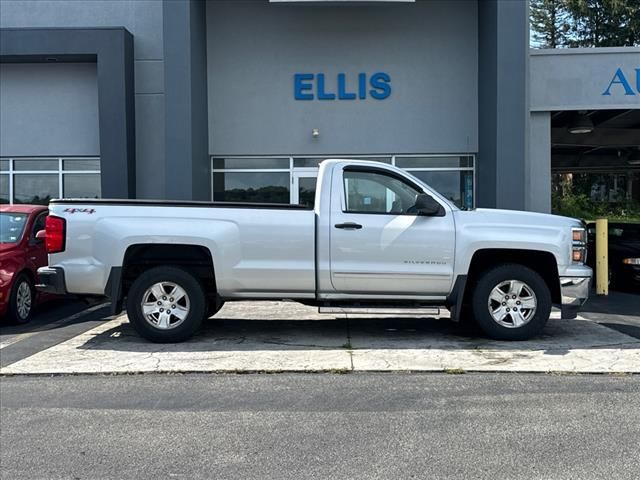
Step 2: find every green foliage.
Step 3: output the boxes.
[531,0,640,47]
[531,0,571,47]
[552,191,640,221]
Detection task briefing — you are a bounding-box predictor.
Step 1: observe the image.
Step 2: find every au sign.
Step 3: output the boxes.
[602,67,640,96]
[294,72,391,100]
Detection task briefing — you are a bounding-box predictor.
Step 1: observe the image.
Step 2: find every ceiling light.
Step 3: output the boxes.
[568,113,594,135]
[628,148,640,165]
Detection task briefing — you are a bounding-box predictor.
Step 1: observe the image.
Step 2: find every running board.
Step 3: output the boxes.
[319,306,441,315]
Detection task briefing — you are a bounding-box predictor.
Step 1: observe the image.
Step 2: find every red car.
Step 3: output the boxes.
[0,205,49,323]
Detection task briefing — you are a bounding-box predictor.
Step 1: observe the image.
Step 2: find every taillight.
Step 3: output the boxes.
[45,215,66,254]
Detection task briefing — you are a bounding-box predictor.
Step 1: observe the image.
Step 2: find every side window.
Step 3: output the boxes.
[343,170,422,214]
[31,213,47,240]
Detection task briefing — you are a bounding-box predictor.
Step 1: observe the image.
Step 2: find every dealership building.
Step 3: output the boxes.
[1,0,638,212]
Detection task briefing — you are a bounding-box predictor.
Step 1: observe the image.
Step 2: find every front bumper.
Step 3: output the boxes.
[36,267,68,295]
[560,275,591,319]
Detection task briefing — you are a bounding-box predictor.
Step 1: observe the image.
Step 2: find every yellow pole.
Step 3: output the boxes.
[595,218,608,296]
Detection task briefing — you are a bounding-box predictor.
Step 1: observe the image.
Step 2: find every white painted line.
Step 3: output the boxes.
[0,302,110,350]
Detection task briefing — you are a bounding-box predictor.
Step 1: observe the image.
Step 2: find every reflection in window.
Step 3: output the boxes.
[64,174,101,198]
[0,213,28,243]
[213,157,289,170]
[1,157,101,204]
[298,177,316,207]
[14,174,58,205]
[343,170,421,214]
[396,156,473,169]
[213,171,290,203]
[0,175,9,204]
[63,159,101,171]
[411,170,473,210]
[13,159,58,171]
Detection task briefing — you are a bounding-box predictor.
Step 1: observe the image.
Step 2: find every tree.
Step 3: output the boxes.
[530,0,571,48]
[565,0,640,47]
[531,0,640,48]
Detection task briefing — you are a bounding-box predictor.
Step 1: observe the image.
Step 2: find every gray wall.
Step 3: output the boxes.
[526,111,551,213]
[207,0,478,156]
[0,63,99,157]
[531,48,640,111]
[477,0,529,211]
[0,0,164,198]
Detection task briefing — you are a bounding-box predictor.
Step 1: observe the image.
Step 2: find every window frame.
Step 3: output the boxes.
[210,154,475,209]
[0,157,101,204]
[341,166,437,216]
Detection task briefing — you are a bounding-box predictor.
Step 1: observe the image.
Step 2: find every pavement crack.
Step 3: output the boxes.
[345,315,354,371]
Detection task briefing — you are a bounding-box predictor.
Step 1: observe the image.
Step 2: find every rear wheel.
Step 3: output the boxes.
[7,274,35,324]
[126,266,206,343]
[471,264,551,341]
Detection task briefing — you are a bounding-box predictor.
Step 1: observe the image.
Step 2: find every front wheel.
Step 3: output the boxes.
[126,266,206,343]
[471,264,551,341]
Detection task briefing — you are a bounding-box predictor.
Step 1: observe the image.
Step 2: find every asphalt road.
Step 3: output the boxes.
[1,373,639,480]
[0,298,112,368]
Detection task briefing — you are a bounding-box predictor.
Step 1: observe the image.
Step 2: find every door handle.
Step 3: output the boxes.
[334,222,363,230]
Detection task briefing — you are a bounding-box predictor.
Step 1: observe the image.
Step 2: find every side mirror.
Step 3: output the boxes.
[414,193,442,216]
[35,230,46,244]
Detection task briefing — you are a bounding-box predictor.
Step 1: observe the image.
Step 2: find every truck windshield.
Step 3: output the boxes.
[0,213,28,243]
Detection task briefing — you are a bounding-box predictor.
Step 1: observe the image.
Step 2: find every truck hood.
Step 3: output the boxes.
[452,208,581,268]
[456,208,582,230]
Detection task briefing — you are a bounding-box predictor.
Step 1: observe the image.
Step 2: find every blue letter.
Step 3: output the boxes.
[369,72,391,100]
[317,74,335,100]
[602,68,635,96]
[358,73,367,99]
[337,73,356,100]
[294,74,314,100]
[636,68,640,93]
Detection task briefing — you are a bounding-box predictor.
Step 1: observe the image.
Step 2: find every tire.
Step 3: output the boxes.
[471,264,551,341]
[7,273,35,325]
[126,266,206,343]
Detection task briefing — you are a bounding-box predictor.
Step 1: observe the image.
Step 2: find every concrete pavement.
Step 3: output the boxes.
[2,301,639,375]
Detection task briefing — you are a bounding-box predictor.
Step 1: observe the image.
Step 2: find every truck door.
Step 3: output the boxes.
[329,166,455,296]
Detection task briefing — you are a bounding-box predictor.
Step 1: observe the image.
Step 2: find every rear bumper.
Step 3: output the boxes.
[559,272,592,319]
[36,267,68,295]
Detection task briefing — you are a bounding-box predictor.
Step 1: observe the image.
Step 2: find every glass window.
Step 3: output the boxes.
[64,159,100,171]
[213,171,290,203]
[31,212,47,239]
[14,174,58,204]
[63,174,101,198]
[293,157,392,168]
[411,170,473,209]
[0,175,9,204]
[298,177,316,207]
[13,159,58,171]
[0,213,28,243]
[0,160,9,172]
[395,156,473,169]
[343,170,422,214]
[213,157,289,170]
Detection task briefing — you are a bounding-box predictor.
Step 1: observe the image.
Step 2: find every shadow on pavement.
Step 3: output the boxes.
[77,314,640,355]
[581,290,640,317]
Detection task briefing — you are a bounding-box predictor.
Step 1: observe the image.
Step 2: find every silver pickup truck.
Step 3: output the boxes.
[37,159,592,343]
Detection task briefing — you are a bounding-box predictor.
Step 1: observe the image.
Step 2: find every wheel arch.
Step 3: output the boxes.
[107,243,219,315]
[452,248,561,322]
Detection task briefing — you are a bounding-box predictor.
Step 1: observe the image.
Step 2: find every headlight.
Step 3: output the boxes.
[622,258,640,265]
[572,228,586,243]
[571,227,587,264]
